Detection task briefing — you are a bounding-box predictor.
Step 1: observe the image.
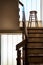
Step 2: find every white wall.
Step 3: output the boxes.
[40,0,43,26]
[1,34,22,65]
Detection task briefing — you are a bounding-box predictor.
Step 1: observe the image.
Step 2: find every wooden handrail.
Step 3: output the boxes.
[16,40,26,50]
[19,1,24,6]
[19,1,28,40]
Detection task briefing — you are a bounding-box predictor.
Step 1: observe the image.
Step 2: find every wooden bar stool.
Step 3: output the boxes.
[29,11,38,27]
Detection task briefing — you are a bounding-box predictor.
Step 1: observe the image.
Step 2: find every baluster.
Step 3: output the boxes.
[17,50,21,65]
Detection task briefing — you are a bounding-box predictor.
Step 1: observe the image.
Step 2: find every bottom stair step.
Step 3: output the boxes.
[28,56,43,63]
[29,63,43,65]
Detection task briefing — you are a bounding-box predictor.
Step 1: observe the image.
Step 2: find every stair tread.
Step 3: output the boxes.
[28,56,43,63]
[27,47,43,48]
[28,54,43,56]
[27,43,43,48]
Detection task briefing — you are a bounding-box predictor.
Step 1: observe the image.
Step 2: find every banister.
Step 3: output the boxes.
[19,1,24,6]
[16,40,26,50]
[19,1,28,40]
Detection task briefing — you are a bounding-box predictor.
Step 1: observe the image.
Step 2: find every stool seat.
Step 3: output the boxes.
[30,11,37,14]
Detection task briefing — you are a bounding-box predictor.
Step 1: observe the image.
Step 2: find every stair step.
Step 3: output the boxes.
[27,28,43,34]
[27,43,43,48]
[29,63,43,65]
[28,34,43,38]
[28,38,43,42]
[27,48,43,54]
[27,28,43,64]
[28,56,43,63]
[28,54,43,56]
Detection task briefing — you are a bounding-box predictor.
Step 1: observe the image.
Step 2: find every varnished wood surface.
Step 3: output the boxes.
[16,40,26,50]
[28,56,43,63]
[16,27,43,65]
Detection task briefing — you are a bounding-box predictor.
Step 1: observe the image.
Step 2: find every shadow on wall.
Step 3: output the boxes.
[0,0,19,31]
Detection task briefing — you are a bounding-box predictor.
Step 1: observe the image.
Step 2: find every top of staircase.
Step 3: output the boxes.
[20,27,43,30]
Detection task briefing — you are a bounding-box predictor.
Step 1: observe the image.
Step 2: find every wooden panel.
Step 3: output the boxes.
[0,0,19,33]
[27,43,43,48]
[29,63,43,65]
[28,54,43,56]
[27,27,43,30]
[28,34,43,38]
[28,30,43,33]
[28,56,43,63]
[28,38,43,42]
[27,48,43,54]
[27,27,43,34]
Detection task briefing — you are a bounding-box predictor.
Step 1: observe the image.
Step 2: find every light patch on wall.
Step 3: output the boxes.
[1,34,22,65]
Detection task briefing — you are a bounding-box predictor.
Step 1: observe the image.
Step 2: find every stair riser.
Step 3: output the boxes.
[28,29,43,33]
[27,43,43,48]
[28,34,43,37]
[27,49,43,54]
[28,56,43,63]
[28,38,43,43]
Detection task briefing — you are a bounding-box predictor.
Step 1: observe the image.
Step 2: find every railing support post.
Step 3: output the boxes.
[17,50,21,65]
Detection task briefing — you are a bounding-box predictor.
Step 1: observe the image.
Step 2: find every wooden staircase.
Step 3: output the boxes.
[27,27,43,65]
[16,27,43,65]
